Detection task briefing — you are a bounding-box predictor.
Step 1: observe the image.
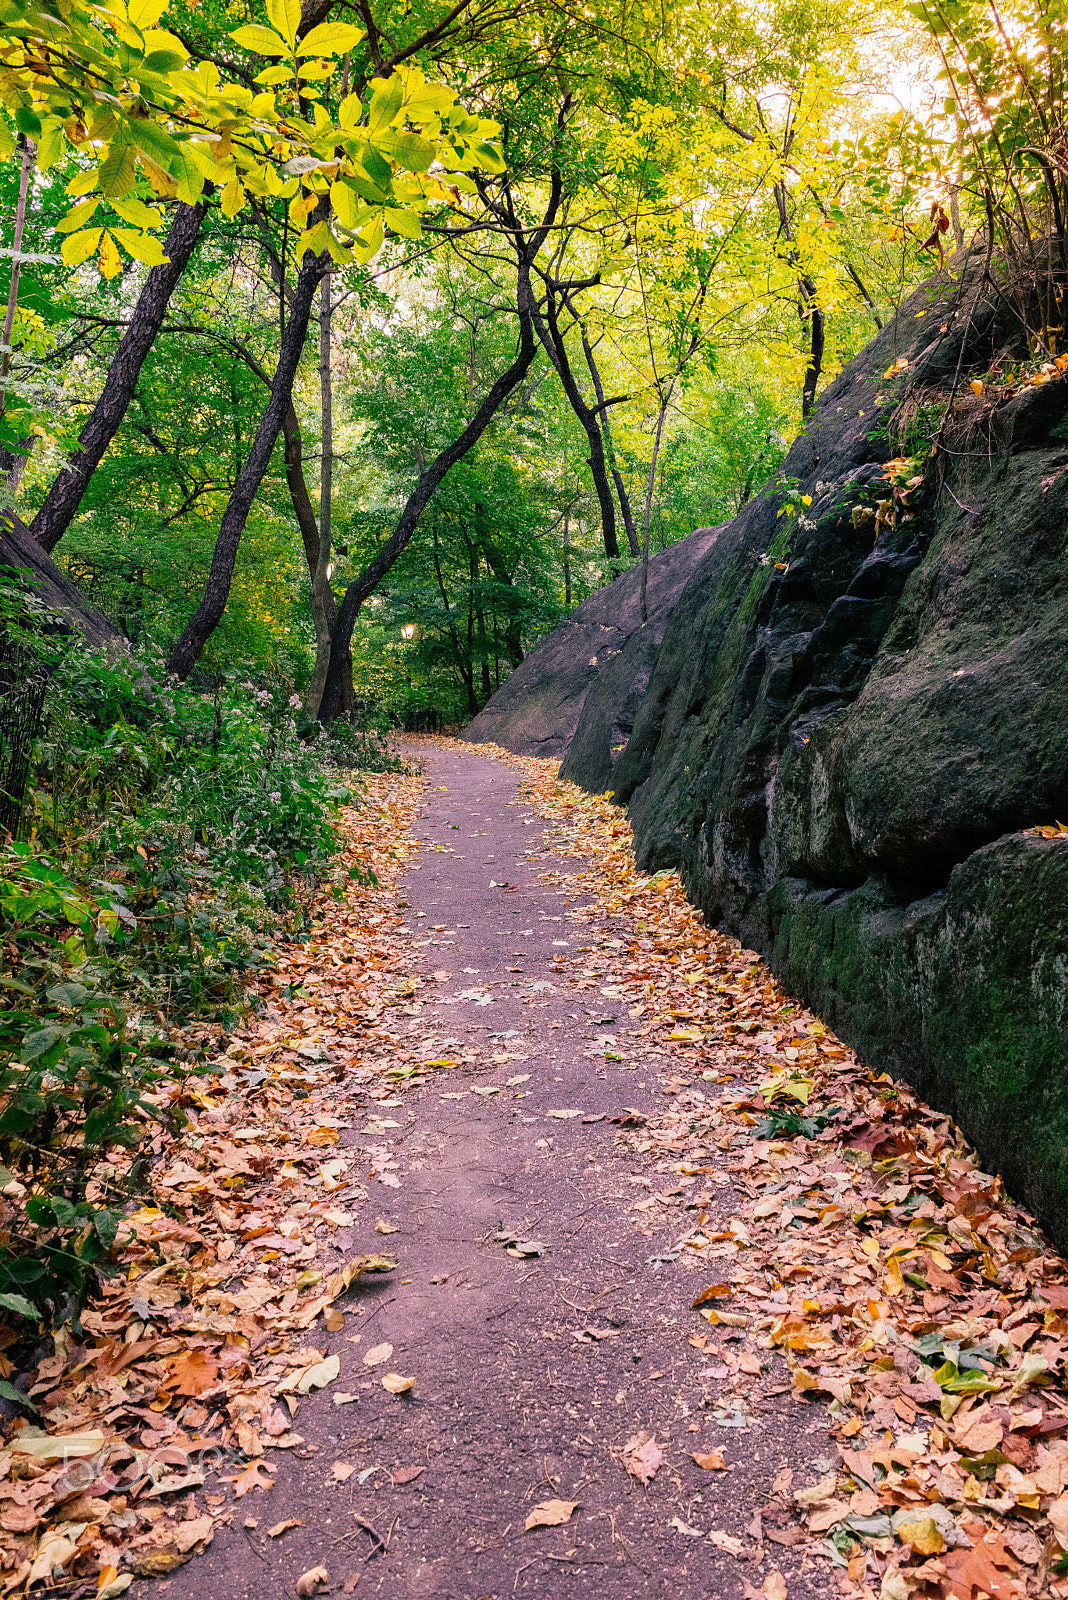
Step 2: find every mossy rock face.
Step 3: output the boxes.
[763,836,1068,1246]
[481,256,1068,1245]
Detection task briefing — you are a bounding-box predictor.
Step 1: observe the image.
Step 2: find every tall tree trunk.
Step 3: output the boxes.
[639,397,669,625]
[166,244,325,681]
[537,295,619,559]
[581,329,638,557]
[0,137,35,489]
[30,200,208,552]
[317,277,539,723]
[801,301,825,419]
[305,272,336,717]
[281,397,354,715]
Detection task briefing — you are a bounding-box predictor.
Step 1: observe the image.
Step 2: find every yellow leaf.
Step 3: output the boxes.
[56,198,100,234]
[108,227,169,265]
[896,1516,945,1555]
[98,232,123,278]
[884,1258,905,1296]
[221,174,245,219]
[127,0,167,28]
[860,1235,880,1260]
[230,24,290,55]
[266,0,302,49]
[970,379,983,395]
[297,20,363,55]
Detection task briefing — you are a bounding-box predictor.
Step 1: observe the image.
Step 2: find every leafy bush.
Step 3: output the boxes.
[0,635,397,1334]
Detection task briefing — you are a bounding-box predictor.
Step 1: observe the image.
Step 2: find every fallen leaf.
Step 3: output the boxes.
[622,1431,663,1484]
[393,1465,424,1484]
[692,1449,727,1470]
[692,1284,732,1307]
[381,1372,415,1394]
[131,1548,191,1577]
[332,1392,358,1406]
[175,1515,215,1554]
[374,1220,399,1234]
[295,1353,341,1393]
[547,1109,583,1118]
[268,1519,302,1538]
[296,1567,331,1596]
[165,1347,221,1395]
[333,1462,356,1482]
[943,1527,1020,1600]
[323,1307,345,1332]
[233,1459,276,1497]
[708,1528,746,1555]
[670,1515,704,1536]
[896,1516,945,1555]
[363,1341,394,1366]
[525,1499,579,1531]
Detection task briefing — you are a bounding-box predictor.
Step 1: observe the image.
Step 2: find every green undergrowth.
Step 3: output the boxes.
[0,603,409,1341]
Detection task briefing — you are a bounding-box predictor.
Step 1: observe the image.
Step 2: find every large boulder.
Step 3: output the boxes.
[464,524,721,759]
[481,254,1068,1247]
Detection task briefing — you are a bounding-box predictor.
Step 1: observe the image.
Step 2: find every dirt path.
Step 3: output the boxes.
[160,740,836,1599]
[124,737,1068,1600]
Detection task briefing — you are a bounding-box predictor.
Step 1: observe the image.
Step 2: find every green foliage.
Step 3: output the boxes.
[0,630,394,1333]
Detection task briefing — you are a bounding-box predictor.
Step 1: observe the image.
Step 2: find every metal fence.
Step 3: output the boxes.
[0,636,47,839]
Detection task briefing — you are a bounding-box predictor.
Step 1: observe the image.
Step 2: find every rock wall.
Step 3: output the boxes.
[476,258,1068,1247]
[464,523,721,759]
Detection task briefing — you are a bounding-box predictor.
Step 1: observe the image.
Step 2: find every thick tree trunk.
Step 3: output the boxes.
[317,286,539,723]
[166,245,325,680]
[30,200,208,553]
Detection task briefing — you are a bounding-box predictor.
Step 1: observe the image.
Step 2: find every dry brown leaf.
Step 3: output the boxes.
[708,1528,746,1555]
[267,1519,302,1538]
[363,1341,393,1366]
[296,1567,331,1596]
[381,1372,415,1394]
[393,1466,424,1485]
[763,1573,788,1600]
[622,1431,663,1484]
[525,1499,579,1531]
[233,1459,276,1497]
[175,1515,215,1554]
[692,1450,727,1471]
[332,1462,356,1482]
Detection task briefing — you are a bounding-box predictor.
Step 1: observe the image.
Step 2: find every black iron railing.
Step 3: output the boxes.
[0,635,47,838]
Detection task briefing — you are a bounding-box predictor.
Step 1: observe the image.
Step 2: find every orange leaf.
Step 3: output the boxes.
[164,1348,219,1396]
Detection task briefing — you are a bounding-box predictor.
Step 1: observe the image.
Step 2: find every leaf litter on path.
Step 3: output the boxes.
[9,735,1068,1599]
[0,772,428,1594]
[436,736,1068,1600]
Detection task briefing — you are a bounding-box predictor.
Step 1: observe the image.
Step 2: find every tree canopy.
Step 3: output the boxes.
[2,0,1064,717]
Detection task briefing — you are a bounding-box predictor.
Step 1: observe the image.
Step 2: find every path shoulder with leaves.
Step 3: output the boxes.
[2,738,1067,1600]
